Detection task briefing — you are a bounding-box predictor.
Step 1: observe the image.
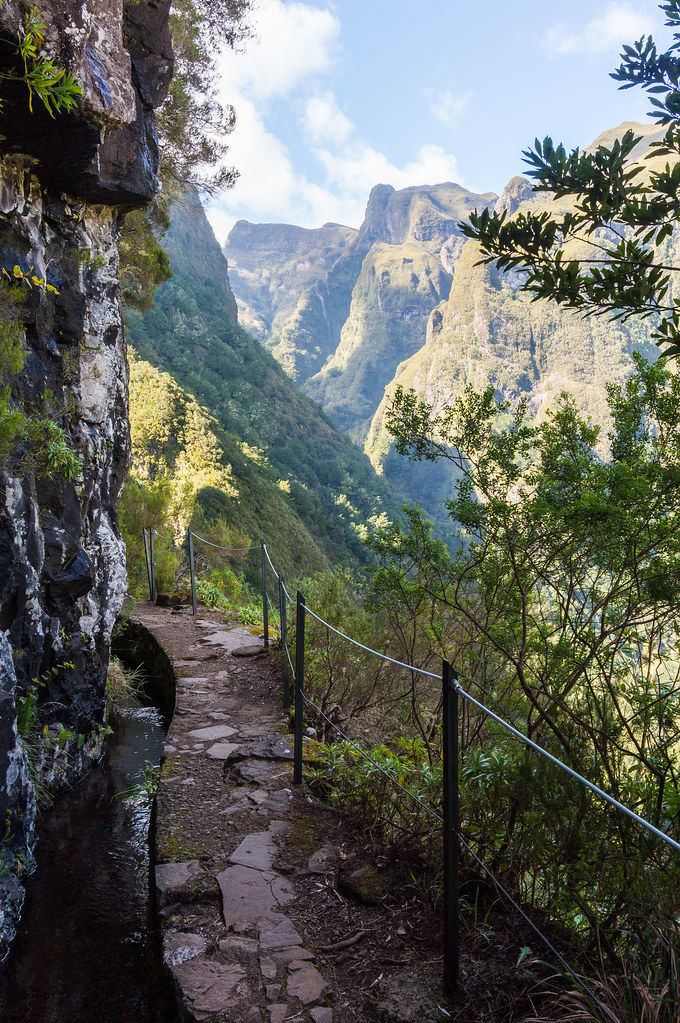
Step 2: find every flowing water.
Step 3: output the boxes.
[0,694,174,1023]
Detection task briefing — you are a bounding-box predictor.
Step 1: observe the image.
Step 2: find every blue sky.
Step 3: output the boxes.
[207,0,670,243]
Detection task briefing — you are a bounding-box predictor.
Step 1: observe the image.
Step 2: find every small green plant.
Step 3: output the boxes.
[76,248,107,271]
[16,683,40,738]
[194,568,263,627]
[8,7,82,116]
[195,576,230,610]
[54,726,76,751]
[39,420,81,480]
[1,264,59,294]
[117,762,159,805]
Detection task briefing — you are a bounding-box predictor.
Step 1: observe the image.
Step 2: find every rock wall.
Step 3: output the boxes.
[0,0,172,957]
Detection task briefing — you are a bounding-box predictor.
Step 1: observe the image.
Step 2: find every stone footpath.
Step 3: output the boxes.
[134,604,335,1023]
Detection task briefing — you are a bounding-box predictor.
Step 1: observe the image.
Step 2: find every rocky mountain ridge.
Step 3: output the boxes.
[224,123,664,516]
[224,182,497,441]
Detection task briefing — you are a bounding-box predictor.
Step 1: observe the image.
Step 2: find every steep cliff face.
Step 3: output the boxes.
[224,220,357,341]
[225,183,497,439]
[363,126,665,486]
[0,0,172,956]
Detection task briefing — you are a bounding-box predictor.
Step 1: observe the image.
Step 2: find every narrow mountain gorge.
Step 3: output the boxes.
[224,123,664,516]
[125,195,405,573]
[225,182,497,443]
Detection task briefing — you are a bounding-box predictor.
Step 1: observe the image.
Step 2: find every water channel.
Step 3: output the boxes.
[0,688,175,1023]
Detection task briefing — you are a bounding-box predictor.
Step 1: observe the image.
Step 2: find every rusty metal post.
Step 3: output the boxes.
[261,543,269,648]
[189,531,197,616]
[280,576,291,709]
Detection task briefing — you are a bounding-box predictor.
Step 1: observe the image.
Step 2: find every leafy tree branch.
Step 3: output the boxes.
[462,1,680,356]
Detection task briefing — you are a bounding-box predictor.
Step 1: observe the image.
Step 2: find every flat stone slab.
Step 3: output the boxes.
[217,864,292,928]
[272,946,315,966]
[233,644,267,658]
[229,828,278,871]
[236,734,293,761]
[156,860,203,898]
[188,724,236,740]
[172,958,250,1021]
[311,1009,333,1023]
[287,960,330,1005]
[163,931,208,967]
[235,759,281,785]
[260,956,277,980]
[259,790,294,816]
[218,935,259,956]
[207,742,241,760]
[286,957,329,1006]
[259,915,303,951]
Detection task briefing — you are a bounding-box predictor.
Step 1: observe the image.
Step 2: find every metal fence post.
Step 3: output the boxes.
[294,591,305,785]
[280,577,291,709]
[149,529,157,603]
[143,528,153,601]
[261,543,269,649]
[188,531,197,616]
[442,658,459,993]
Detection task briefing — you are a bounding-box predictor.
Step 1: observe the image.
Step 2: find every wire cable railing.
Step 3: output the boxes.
[300,688,618,1023]
[141,525,678,1010]
[283,640,295,682]
[190,530,258,553]
[304,604,440,680]
[304,602,679,853]
[262,543,279,579]
[151,528,175,542]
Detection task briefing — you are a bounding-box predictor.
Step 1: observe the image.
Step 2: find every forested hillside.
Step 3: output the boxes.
[124,195,404,574]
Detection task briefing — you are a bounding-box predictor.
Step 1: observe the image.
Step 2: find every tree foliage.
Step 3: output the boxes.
[378,358,680,1012]
[119,0,251,310]
[462,1,680,356]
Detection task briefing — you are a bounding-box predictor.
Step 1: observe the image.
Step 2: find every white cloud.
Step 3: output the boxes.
[303,93,353,145]
[216,0,340,101]
[315,140,462,197]
[427,88,471,128]
[544,1,661,56]
[206,0,464,242]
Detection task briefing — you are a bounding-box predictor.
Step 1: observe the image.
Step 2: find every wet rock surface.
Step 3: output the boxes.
[0,0,172,954]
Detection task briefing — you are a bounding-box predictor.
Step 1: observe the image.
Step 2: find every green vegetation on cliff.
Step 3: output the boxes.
[123,195,403,576]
